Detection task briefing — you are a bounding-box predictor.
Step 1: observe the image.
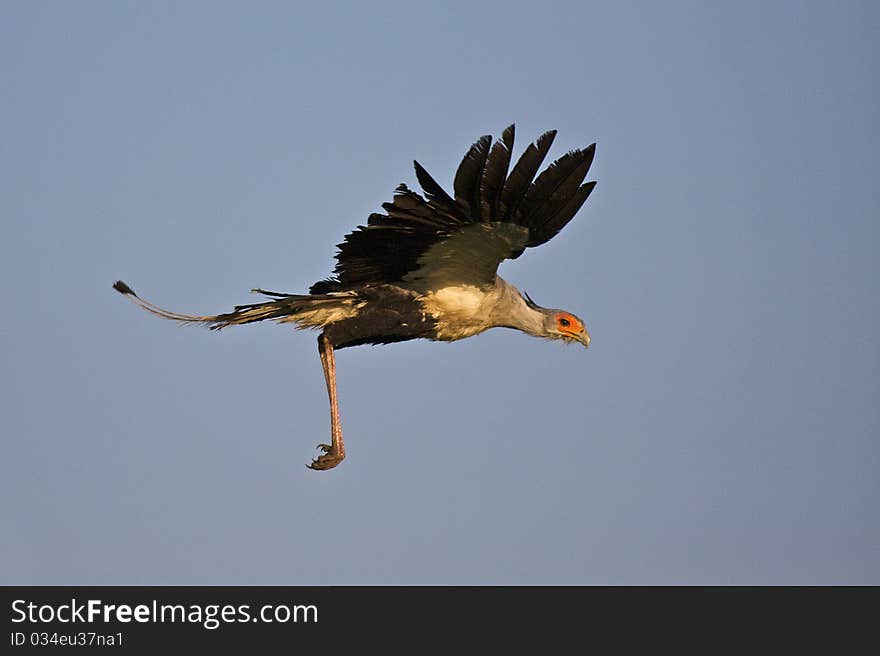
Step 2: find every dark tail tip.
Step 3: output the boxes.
[113,280,135,295]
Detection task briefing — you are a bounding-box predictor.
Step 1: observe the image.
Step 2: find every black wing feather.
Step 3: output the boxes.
[453,134,492,221]
[480,124,515,220]
[498,129,556,223]
[316,126,596,292]
[413,161,466,223]
[379,185,450,231]
[531,181,596,246]
[518,143,596,246]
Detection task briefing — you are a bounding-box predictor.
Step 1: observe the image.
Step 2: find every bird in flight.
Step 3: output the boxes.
[114,125,597,471]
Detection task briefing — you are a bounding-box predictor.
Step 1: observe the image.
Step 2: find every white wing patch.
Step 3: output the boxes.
[403,222,530,291]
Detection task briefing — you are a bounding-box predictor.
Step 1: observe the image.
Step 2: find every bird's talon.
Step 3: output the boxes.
[315,443,332,453]
[307,449,345,471]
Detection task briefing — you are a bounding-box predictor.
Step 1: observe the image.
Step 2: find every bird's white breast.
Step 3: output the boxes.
[419,284,501,340]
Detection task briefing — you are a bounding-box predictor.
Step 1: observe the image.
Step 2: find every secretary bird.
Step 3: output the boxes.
[114,125,597,470]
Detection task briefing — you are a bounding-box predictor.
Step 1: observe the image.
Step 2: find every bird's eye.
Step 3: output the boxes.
[558,317,571,328]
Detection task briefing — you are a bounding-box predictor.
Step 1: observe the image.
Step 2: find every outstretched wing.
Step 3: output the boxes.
[311,125,596,293]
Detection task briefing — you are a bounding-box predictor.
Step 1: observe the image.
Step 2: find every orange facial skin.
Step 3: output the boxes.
[555,312,590,347]
[555,312,582,334]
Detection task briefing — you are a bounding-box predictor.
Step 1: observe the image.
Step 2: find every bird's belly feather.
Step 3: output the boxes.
[322,285,436,348]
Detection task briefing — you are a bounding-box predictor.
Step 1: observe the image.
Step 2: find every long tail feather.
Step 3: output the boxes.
[112,280,354,331]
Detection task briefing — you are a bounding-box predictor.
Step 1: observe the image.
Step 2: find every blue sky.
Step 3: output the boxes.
[2,1,877,584]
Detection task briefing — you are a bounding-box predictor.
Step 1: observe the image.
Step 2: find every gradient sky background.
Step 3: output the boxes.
[2,1,877,584]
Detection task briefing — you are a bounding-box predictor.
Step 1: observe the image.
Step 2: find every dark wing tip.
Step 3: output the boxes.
[113,280,135,296]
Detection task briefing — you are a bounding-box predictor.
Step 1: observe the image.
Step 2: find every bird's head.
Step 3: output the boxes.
[521,291,590,348]
[544,309,591,348]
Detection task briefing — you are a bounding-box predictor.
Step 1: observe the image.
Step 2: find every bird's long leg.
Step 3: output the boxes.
[307,332,346,471]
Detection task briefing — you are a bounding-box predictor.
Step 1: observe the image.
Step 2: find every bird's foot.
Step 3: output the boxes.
[307,443,345,471]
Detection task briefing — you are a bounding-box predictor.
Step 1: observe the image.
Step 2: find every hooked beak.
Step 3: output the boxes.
[564,328,590,348]
[577,328,591,349]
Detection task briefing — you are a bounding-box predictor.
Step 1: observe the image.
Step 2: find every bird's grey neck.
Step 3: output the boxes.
[489,278,547,336]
